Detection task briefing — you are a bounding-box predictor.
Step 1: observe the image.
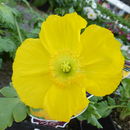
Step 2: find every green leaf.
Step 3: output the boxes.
[0,38,16,53]
[85,104,101,119]
[95,101,112,118]
[0,86,18,97]
[0,97,28,130]
[77,97,114,129]
[77,103,102,128]
[13,102,27,122]
[90,96,103,103]
[0,3,18,28]
[120,78,130,99]
[54,8,66,16]
[107,96,115,106]
[0,98,19,130]
[7,116,13,127]
[88,115,103,129]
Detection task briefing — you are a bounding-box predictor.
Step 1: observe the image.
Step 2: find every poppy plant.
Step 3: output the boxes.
[12,12,124,122]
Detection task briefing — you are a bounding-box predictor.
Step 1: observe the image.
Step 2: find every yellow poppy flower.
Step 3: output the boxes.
[12,12,124,122]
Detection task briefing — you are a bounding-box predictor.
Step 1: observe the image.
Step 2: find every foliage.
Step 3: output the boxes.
[117,78,130,120]
[77,96,115,128]
[0,37,16,53]
[0,0,45,59]
[0,84,28,130]
[0,2,18,28]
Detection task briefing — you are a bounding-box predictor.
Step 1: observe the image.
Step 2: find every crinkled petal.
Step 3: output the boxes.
[43,85,89,122]
[80,25,124,96]
[12,38,51,108]
[39,12,87,55]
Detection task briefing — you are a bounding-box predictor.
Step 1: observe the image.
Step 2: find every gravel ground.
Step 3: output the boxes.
[111,111,130,130]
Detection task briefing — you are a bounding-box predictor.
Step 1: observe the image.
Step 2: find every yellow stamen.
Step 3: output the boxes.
[60,61,71,73]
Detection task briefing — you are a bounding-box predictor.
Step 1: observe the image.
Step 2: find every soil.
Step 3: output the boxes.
[0,59,12,88]
[111,111,130,130]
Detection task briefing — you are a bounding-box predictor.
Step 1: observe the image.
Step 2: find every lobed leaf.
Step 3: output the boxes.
[13,102,27,122]
[0,3,18,28]
[0,85,28,129]
[88,115,103,129]
[95,101,112,118]
[77,103,102,128]
[0,86,18,98]
[107,96,116,106]
[0,38,16,53]
[0,98,19,130]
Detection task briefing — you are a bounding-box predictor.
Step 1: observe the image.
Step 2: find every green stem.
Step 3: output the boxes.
[108,105,127,109]
[22,0,33,13]
[14,17,23,44]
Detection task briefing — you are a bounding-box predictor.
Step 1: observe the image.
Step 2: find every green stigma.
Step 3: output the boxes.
[60,61,71,73]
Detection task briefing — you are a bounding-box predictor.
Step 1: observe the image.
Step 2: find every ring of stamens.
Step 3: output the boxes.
[49,52,82,87]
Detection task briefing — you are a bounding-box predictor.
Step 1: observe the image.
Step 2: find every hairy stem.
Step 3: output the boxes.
[14,17,23,44]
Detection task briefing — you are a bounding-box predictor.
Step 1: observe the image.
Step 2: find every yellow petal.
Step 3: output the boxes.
[39,12,87,55]
[12,38,51,108]
[84,74,122,96]
[80,25,124,96]
[43,85,89,122]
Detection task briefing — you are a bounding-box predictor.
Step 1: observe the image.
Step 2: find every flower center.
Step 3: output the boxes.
[49,52,83,87]
[60,61,71,73]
